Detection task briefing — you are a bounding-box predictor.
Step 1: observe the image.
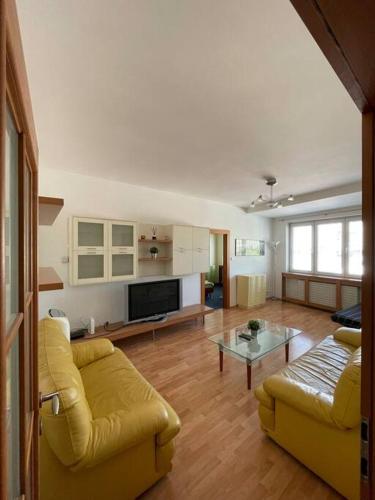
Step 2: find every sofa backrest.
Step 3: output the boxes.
[332,347,361,429]
[39,318,93,467]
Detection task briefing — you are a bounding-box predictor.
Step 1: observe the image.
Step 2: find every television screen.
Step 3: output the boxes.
[126,279,181,322]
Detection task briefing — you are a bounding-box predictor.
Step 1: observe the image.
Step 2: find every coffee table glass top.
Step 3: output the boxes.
[209,320,302,363]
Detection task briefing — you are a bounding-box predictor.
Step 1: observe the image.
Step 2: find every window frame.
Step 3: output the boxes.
[289,222,314,274]
[289,216,362,278]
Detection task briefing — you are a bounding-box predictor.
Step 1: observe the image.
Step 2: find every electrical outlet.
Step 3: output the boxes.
[61,256,69,264]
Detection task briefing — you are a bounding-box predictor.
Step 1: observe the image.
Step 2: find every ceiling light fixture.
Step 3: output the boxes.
[249,177,293,210]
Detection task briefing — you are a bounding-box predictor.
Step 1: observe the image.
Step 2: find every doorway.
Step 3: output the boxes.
[201,229,230,309]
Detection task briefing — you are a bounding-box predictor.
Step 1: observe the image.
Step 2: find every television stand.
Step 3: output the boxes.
[73,304,214,343]
[140,314,167,323]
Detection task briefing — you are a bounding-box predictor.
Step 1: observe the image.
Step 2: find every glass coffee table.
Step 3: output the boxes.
[209,320,302,390]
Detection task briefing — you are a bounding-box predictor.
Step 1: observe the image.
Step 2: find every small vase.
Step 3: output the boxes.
[151,253,157,260]
[251,329,258,337]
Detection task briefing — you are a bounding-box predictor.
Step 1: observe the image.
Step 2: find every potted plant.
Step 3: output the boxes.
[247,319,261,336]
[150,246,159,259]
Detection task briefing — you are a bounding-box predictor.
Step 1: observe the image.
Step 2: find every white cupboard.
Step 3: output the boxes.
[70,217,137,285]
[108,220,137,281]
[70,218,210,284]
[192,227,210,273]
[171,225,193,276]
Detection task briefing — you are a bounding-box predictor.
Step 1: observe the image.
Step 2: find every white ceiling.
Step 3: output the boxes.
[17,0,361,208]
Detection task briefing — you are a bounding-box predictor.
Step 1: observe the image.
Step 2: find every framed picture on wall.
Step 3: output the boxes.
[235,239,265,256]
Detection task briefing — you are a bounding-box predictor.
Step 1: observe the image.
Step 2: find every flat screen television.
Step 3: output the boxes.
[124,278,182,323]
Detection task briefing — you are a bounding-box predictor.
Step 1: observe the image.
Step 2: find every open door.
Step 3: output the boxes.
[290,2,375,498]
[0,1,39,499]
[201,229,230,309]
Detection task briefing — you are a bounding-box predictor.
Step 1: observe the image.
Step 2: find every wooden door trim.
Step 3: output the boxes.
[290,2,375,497]
[0,2,39,499]
[201,228,231,309]
[290,0,371,113]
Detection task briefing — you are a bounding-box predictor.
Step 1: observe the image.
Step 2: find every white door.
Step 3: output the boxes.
[172,248,193,275]
[193,226,209,250]
[193,247,209,273]
[193,227,209,273]
[173,225,193,250]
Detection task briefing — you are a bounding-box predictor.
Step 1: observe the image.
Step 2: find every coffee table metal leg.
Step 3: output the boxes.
[247,363,252,390]
[285,342,289,363]
[219,348,223,372]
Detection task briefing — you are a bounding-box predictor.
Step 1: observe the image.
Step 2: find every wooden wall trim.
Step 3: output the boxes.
[290,0,370,112]
[362,111,375,497]
[5,0,38,168]
[0,0,7,496]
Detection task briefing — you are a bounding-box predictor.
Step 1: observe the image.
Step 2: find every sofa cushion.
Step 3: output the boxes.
[80,347,180,445]
[277,335,357,396]
[332,347,361,429]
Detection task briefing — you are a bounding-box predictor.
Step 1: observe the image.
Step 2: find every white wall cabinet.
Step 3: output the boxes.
[70,217,137,285]
[71,218,208,284]
[192,227,210,273]
[171,225,193,276]
[108,220,137,281]
[73,217,107,251]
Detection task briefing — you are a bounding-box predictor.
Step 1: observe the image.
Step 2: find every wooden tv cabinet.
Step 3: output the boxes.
[73,304,214,343]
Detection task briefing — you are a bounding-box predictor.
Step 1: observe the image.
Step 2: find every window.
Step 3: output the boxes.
[290,224,313,272]
[289,217,362,277]
[316,222,343,274]
[348,220,363,276]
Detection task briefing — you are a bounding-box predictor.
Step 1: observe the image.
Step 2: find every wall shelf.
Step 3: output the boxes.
[138,239,172,243]
[39,196,64,225]
[39,267,64,292]
[138,257,172,262]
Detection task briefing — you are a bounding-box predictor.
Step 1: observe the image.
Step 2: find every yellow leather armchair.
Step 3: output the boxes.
[255,327,361,500]
[39,317,181,500]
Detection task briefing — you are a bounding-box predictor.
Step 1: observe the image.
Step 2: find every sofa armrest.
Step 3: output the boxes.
[72,339,115,368]
[263,375,335,427]
[334,327,361,348]
[74,400,169,470]
[157,403,181,446]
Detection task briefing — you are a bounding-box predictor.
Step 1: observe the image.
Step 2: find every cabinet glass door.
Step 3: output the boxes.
[111,253,135,280]
[77,253,106,282]
[110,221,135,250]
[74,218,106,250]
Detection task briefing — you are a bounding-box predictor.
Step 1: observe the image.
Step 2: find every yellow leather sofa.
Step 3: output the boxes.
[39,317,181,500]
[255,327,361,500]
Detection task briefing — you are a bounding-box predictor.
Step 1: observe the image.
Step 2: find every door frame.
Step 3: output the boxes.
[201,228,230,309]
[290,2,375,498]
[0,1,39,499]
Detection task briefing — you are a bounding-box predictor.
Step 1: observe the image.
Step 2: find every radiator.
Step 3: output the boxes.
[285,278,305,301]
[309,281,336,309]
[341,285,361,309]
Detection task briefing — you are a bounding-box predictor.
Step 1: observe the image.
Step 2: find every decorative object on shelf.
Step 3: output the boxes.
[247,319,261,336]
[140,234,146,240]
[149,246,159,259]
[151,226,157,240]
[249,177,294,210]
[235,239,265,256]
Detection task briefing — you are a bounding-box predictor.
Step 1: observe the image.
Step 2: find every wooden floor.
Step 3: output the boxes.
[116,300,343,500]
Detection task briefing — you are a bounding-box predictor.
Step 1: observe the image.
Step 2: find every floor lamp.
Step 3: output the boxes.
[269,241,280,300]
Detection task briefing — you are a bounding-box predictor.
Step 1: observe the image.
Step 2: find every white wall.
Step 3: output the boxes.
[271,207,362,299]
[39,168,272,328]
